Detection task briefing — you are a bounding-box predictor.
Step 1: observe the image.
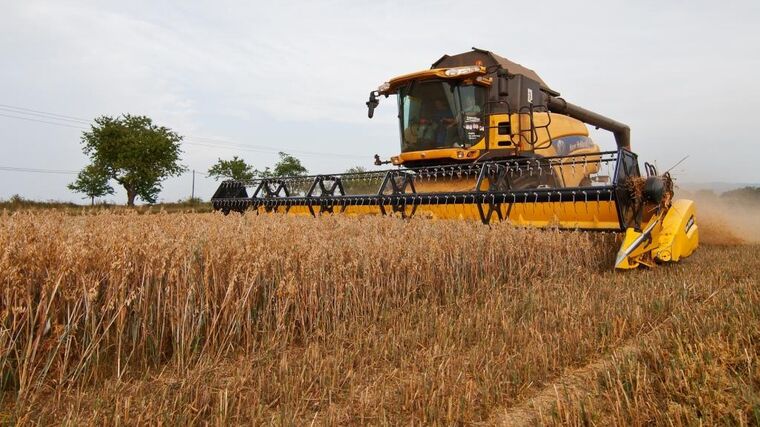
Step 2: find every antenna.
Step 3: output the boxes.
[665,155,689,174]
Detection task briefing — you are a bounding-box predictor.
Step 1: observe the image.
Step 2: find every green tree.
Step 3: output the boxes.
[207,156,256,181]
[343,166,376,195]
[273,152,308,177]
[78,114,186,206]
[258,167,273,178]
[67,164,114,205]
[344,166,367,174]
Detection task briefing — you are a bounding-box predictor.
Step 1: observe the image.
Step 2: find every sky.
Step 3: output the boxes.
[1,0,758,203]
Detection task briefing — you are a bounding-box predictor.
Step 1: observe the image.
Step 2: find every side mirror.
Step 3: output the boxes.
[366,91,380,118]
[374,154,391,165]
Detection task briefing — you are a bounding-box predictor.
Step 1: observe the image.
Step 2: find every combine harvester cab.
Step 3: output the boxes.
[212,48,698,270]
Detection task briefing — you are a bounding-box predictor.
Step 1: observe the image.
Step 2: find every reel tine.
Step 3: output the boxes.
[583,190,589,214]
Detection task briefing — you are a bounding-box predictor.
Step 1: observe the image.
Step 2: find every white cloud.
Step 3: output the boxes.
[1,0,759,202]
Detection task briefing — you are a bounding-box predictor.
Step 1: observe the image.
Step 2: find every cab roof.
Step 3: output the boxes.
[432,47,552,92]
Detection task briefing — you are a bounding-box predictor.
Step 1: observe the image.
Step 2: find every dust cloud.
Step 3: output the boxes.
[684,193,760,246]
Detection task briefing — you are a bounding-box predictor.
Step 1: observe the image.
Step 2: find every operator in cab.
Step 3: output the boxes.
[428,99,457,147]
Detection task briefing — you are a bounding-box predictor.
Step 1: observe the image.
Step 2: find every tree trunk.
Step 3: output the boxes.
[91,196,95,206]
[126,188,137,206]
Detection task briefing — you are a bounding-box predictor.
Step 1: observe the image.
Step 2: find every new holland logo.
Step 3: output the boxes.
[685,215,695,234]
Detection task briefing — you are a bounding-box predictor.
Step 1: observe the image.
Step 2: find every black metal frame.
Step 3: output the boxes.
[611,149,641,230]
[211,149,640,231]
[306,175,346,215]
[377,170,417,217]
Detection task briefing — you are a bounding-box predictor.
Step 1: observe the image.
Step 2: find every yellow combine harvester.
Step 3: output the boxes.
[212,48,698,269]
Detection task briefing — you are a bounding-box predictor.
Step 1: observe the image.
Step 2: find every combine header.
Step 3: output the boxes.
[212,48,698,269]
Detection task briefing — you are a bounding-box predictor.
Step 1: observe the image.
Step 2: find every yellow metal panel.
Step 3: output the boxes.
[487,114,512,149]
[519,113,588,152]
[396,148,480,164]
[259,200,621,231]
[654,199,699,262]
[614,199,700,269]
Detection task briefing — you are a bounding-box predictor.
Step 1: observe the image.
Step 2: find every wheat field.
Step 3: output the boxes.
[0,209,758,425]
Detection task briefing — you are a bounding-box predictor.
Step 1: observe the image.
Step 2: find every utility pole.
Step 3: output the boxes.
[191,169,195,201]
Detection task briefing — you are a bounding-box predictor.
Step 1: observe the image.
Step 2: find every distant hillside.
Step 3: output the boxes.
[677,181,760,194]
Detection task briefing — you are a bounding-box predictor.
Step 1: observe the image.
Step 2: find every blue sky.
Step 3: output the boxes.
[1,0,758,203]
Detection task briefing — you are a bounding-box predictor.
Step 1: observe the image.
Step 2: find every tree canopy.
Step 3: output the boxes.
[207,156,256,181]
[343,166,375,194]
[67,164,114,205]
[77,114,186,206]
[272,152,308,177]
[344,166,367,174]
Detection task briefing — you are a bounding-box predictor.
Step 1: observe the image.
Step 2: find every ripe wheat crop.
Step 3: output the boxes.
[0,209,757,425]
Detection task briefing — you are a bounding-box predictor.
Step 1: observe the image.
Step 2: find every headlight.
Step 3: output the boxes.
[444,66,483,77]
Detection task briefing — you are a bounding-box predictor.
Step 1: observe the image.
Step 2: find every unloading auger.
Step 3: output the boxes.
[211,48,698,269]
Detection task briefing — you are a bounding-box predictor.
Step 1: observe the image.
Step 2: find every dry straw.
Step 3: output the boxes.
[1,210,756,424]
[0,211,613,390]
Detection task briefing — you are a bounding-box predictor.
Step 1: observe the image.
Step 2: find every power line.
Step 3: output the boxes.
[0,103,369,160]
[184,135,366,159]
[184,139,366,160]
[0,104,91,124]
[0,165,212,178]
[0,113,88,130]
[0,165,79,175]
